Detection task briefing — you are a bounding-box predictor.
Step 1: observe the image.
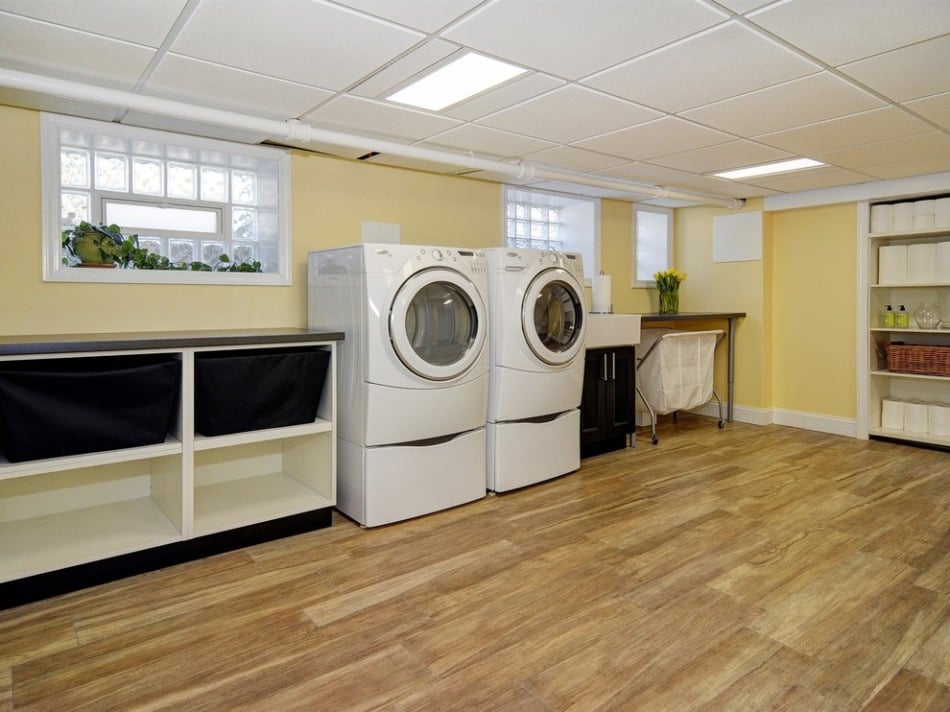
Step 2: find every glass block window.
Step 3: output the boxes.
[504,186,599,281]
[43,113,291,285]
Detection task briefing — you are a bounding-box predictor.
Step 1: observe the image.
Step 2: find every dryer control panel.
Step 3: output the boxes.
[411,246,486,275]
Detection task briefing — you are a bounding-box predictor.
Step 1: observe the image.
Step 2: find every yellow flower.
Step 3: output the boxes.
[653,268,686,290]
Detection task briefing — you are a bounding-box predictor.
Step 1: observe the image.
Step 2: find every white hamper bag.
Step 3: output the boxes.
[635,328,724,443]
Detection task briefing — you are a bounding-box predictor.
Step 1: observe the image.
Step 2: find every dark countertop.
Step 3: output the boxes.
[640,312,746,322]
[0,328,344,356]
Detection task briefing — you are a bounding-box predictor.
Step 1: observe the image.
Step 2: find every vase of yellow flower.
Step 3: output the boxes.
[654,268,686,314]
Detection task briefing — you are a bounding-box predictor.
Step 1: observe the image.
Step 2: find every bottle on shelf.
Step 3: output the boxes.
[882,304,895,328]
[895,305,909,329]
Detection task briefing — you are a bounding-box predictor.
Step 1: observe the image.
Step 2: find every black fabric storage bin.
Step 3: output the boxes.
[0,355,181,463]
[194,347,329,436]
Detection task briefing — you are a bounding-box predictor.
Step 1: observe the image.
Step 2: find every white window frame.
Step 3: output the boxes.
[631,204,673,287]
[41,113,292,285]
[503,185,600,283]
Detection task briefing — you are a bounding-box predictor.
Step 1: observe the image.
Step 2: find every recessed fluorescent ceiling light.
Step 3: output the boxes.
[387,53,527,111]
[714,158,825,180]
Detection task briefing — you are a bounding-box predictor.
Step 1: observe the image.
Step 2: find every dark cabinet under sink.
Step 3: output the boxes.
[580,346,635,457]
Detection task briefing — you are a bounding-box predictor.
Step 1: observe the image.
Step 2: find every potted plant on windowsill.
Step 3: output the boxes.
[62,222,126,268]
[62,222,264,273]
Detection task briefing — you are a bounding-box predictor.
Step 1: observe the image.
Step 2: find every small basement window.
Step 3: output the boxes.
[632,204,672,287]
[42,113,291,285]
[504,186,599,282]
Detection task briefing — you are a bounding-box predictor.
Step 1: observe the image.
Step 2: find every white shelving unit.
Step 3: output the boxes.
[0,329,339,606]
[858,200,949,448]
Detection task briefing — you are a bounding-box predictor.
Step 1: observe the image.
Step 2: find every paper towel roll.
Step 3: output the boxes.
[591,273,612,313]
[893,202,915,231]
[907,243,936,283]
[929,403,950,437]
[878,244,907,284]
[903,401,929,433]
[937,242,950,284]
[881,398,904,430]
[935,197,950,227]
[914,213,935,230]
[870,204,893,233]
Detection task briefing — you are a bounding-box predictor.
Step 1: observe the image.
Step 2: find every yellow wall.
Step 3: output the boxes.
[0,103,860,422]
[0,105,501,336]
[671,201,769,410]
[769,203,857,418]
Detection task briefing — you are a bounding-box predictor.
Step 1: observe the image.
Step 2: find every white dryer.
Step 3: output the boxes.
[484,248,588,492]
[308,243,489,526]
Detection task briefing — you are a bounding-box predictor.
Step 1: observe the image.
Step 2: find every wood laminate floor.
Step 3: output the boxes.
[2,415,948,711]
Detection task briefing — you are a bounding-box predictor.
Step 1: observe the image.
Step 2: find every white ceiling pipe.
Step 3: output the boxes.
[0,67,744,209]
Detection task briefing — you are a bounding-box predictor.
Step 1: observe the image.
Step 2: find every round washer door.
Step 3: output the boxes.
[389,268,487,381]
[522,268,585,366]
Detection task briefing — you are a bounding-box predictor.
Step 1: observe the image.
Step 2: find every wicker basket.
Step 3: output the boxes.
[883,342,950,376]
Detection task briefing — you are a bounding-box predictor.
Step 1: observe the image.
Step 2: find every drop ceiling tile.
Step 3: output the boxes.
[747,0,950,66]
[714,0,773,12]
[442,0,726,80]
[657,173,757,198]
[863,158,950,181]
[744,165,874,192]
[649,140,793,174]
[479,86,662,144]
[755,107,935,156]
[445,73,564,121]
[681,72,883,137]
[523,146,632,173]
[906,91,950,130]
[351,40,461,100]
[598,161,697,185]
[330,0,483,32]
[574,117,734,162]
[839,36,950,103]
[585,22,820,113]
[0,0,188,46]
[0,12,153,87]
[302,95,461,142]
[600,161,767,198]
[146,55,334,119]
[815,131,950,170]
[421,124,555,160]
[171,0,423,89]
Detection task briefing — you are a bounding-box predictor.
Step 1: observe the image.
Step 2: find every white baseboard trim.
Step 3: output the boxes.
[688,403,857,437]
[690,402,772,426]
[771,408,857,438]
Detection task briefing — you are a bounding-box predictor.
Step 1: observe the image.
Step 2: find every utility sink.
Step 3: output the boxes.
[585,313,642,348]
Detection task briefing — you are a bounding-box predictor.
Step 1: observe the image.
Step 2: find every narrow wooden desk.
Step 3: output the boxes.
[639,312,746,422]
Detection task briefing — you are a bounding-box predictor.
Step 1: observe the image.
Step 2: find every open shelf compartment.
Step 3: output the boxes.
[0,455,183,583]
[192,432,334,537]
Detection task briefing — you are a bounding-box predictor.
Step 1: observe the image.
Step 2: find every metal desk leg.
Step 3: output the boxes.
[727,317,737,422]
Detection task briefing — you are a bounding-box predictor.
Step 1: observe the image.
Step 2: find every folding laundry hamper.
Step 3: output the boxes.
[635,328,725,444]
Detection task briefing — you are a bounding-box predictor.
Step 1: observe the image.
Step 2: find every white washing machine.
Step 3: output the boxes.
[308,243,489,526]
[484,247,588,492]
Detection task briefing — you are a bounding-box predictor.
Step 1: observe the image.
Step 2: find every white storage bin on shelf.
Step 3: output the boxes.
[0,329,341,609]
[635,328,724,444]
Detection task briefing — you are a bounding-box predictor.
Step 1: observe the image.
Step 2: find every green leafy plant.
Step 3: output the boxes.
[62,222,262,273]
[62,222,125,265]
